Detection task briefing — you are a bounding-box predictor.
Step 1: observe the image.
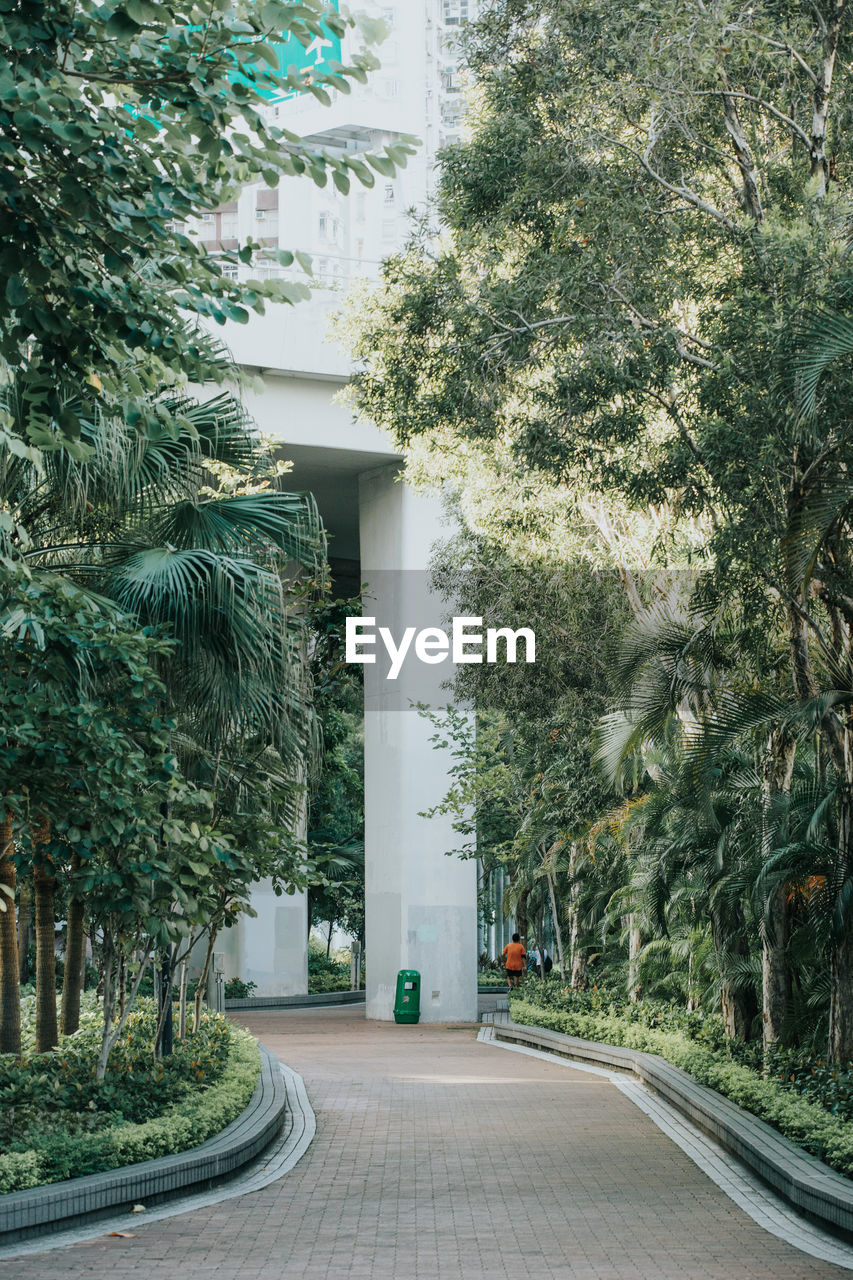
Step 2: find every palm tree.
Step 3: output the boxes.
[0,361,326,1042]
[594,600,777,1042]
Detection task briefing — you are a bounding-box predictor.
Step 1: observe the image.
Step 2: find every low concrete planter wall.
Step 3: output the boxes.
[0,1044,286,1246]
[226,987,502,1011]
[225,990,365,1010]
[494,1020,853,1238]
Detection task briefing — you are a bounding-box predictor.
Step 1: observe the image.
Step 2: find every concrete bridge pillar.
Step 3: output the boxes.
[359,464,478,1022]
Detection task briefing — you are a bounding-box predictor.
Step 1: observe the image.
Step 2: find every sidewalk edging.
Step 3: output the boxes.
[0,1043,286,1247]
[225,991,365,1010]
[492,1019,853,1238]
[225,986,503,1010]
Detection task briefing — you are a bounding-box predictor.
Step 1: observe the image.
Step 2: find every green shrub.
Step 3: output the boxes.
[477,970,509,988]
[308,969,352,993]
[0,1151,42,1195]
[510,995,853,1180]
[224,978,258,999]
[0,998,261,1193]
[307,939,353,992]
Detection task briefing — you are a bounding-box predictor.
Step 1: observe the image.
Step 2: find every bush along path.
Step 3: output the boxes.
[0,996,259,1194]
[511,984,853,1180]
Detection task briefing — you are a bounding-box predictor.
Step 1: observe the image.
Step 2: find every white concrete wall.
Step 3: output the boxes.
[218,883,309,996]
[359,464,478,1022]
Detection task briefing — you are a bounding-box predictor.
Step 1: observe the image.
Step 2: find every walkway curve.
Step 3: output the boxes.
[3,1006,852,1280]
[478,1025,853,1270]
[0,1061,315,1261]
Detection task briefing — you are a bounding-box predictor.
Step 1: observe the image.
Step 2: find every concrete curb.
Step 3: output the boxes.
[224,986,503,1010]
[492,1019,853,1239]
[0,1043,287,1247]
[225,990,365,1010]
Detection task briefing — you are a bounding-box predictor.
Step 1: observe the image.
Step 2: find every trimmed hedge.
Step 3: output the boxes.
[0,1020,260,1194]
[510,996,853,1180]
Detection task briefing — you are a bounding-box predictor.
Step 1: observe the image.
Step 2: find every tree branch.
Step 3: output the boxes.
[597,125,740,234]
[811,0,848,195]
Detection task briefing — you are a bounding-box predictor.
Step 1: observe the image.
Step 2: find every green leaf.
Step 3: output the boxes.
[5,275,27,307]
[252,42,281,70]
[125,0,162,22]
[105,9,141,35]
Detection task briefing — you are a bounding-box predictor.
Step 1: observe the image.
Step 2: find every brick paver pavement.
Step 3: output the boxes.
[3,1006,850,1280]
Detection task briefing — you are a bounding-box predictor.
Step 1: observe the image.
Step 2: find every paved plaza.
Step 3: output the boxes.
[2,1005,851,1280]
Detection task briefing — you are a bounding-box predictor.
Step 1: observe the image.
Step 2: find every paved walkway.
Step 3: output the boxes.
[4,1006,851,1280]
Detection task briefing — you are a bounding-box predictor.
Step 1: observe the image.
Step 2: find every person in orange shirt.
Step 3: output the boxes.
[502,933,527,991]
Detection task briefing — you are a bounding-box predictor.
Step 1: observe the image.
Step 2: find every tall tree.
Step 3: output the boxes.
[348,0,853,1060]
[0,0,414,460]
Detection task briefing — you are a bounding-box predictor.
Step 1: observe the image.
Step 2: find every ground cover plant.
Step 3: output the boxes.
[0,995,259,1194]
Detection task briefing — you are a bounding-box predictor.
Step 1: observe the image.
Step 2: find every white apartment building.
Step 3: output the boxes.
[188,1,479,297]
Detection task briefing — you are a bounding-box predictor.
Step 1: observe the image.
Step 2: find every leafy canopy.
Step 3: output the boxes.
[0,0,416,451]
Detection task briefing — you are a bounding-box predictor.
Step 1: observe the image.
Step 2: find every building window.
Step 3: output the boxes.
[221,212,238,239]
[443,0,469,23]
[384,183,395,204]
[319,213,341,244]
[256,209,279,237]
[219,261,238,280]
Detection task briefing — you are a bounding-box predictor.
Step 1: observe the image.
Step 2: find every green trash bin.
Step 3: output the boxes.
[393,969,421,1024]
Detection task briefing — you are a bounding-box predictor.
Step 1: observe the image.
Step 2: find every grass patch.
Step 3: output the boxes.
[0,995,260,1194]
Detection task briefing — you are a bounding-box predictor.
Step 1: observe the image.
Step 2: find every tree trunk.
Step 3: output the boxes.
[178,954,189,1040]
[17,876,31,986]
[96,932,117,1081]
[33,815,58,1053]
[117,952,127,1020]
[568,844,588,989]
[829,785,853,1063]
[628,916,644,1004]
[760,730,795,1054]
[194,926,218,1033]
[96,940,150,1081]
[711,904,757,1041]
[59,871,85,1036]
[515,887,529,947]
[0,814,20,1054]
[762,883,791,1053]
[829,911,853,1065]
[154,948,174,1057]
[546,868,566,981]
[570,944,589,990]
